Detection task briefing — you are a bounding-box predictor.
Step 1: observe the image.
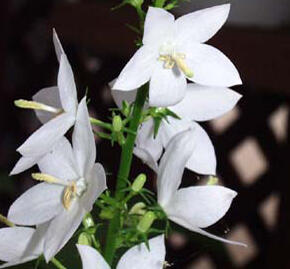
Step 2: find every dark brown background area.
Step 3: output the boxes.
[1,0,290,268]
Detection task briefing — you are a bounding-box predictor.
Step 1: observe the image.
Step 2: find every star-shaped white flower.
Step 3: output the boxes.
[112,83,242,175]
[113,4,241,107]
[0,225,46,268]
[7,98,107,262]
[11,30,78,175]
[77,235,166,269]
[157,129,246,246]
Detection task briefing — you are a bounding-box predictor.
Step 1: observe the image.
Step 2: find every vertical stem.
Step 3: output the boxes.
[51,258,67,269]
[154,0,166,8]
[104,84,148,265]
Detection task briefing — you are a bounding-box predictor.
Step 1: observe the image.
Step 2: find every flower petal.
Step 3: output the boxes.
[44,202,86,262]
[80,163,107,212]
[33,86,62,124]
[112,46,156,91]
[175,4,230,44]
[58,54,78,115]
[186,122,216,175]
[143,7,175,47]
[0,227,41,262]
[77,245,110,269]
[53,29,65,62]
[181,43,242,87]
[192,227,247,247]
[166,186,237,228]
[133,147,159,172]
[117,235,165,269]
[157,129,195,207]
[17,112,75,156]
[170,84,242,121]
[8,183,63,225]
[10,156,38,175]
[37,137,79,181]
[72,98,96,177]
[149,63,187,107]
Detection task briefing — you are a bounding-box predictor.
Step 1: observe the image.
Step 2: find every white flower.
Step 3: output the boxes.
[157,129,246,247]
[112,83,242,175]
[77,235,166,269]
[0,225,46,268]
[113,4,241,107]
[11,30,78,175]
[7,99,107,262]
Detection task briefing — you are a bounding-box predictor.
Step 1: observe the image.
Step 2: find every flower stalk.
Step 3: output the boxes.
[104,83,149,265]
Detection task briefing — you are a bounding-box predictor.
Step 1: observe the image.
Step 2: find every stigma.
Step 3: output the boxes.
[14,99,63,114]
[158,53,194,78]
[32,173,87,210]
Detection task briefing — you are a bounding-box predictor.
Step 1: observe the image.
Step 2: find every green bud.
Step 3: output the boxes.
[137,211,156,233]
[207,176,219,186]
[112,115,123,133]
[82,213,95,228]
[129,202,146,215]
[131,174,146,192]
[78,232,92,246]
[117,132,126,146]
[100,208,115,220]
[122,100,131,117]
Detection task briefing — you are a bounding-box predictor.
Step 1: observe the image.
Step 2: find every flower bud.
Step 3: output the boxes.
[117,132,126,146]
[100,208,114,220]
[131,174,146,192]
[129,202,146,215]
[112,115,123,133]
[78,232,92,246]
[137,211,156,233]
[82,213,95,229]
[207,176,219,186]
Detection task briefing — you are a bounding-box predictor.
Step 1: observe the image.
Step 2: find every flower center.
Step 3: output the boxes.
[158,42,193,78]
[32,173,87,210]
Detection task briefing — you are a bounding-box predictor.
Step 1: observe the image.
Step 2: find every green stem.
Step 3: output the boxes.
[51,258,67,269]
[104,84,149,265]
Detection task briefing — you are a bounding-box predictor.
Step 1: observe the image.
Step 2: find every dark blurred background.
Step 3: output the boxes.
[1,0,290,268]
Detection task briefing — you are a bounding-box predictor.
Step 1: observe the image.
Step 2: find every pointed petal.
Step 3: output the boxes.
[136,119,163,161]
[143,7,175,47]
[111,88,137,108]
[8,183,63,225]
[17,112,75,156]
[53,29,65,62]
[33,86,62,124]
[170,84,242,121]
[157,128,195,207]
[112,46,156,91]
[117,235,165,269]
[10,156,38,175]
[72,98,96,177]
[149,64,187,107]
[0,227,42,262]
[192,227,247,247]
[44,202,86,262]
[186,122,216,175]
[166,186,237,228]
[133,147,159,172]
[175,4,230,44]
[77,245,110,269]
[58,54,78,115]
[182,43,242,87]
[80,163,107,212]
[37,137,79,182]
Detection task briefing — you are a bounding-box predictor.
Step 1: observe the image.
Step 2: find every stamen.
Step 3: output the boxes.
[14,99,63,114]
[32,173,67,185]
[63,182,77,210]
[172,54,194,78]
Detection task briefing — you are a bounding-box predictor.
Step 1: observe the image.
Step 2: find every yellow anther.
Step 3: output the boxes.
[14,99,62,114]
[32,173,65,184]
[63,182,77,210]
